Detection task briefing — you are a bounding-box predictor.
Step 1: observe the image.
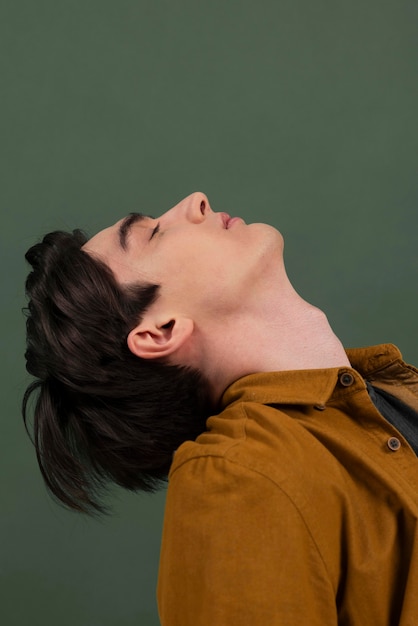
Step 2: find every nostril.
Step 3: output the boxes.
[200,200,206,215]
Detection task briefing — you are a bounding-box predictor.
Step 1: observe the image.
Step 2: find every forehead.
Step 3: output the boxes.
[84,214,152,255]
[82,218,147,284]
[83,219,122,254]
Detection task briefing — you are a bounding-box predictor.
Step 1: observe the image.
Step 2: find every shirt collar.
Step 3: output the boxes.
[221,343,403,409]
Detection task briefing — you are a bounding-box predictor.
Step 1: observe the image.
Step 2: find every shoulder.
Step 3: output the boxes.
[171,399,344,487]
[164,401,351,593]
[168,400,349,525]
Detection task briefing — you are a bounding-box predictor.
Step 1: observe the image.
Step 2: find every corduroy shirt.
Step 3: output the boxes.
[158,344,418,626]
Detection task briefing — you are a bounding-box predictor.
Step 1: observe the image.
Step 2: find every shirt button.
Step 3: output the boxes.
[314,404,326,411]
[339,372,355,387]
[387,437,401,451]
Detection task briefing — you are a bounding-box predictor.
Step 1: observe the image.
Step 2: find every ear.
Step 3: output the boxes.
[127,316,194,360]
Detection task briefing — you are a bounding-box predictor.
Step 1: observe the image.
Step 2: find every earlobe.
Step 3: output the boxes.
[127,317,194,360]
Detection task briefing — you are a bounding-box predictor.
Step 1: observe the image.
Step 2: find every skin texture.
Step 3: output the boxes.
[84,192,283,324]
[84,192,350,401]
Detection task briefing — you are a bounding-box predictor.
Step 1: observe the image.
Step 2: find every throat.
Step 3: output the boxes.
[206,302,350,402]
[255,303,351,371]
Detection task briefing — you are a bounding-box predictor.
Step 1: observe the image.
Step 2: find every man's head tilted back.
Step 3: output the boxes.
[22,192,285,514]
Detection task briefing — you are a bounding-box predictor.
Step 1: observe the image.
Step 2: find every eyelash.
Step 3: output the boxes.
[150,223,160,240]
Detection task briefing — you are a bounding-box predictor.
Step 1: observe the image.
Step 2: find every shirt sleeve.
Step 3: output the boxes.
[157,454,338,626]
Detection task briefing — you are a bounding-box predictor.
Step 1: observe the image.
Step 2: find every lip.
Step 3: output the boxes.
[220,212,243,229]
[220,212,230,228]
[226,216,243,228]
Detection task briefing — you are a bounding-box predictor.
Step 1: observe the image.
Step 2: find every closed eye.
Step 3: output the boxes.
[150,223,160,240]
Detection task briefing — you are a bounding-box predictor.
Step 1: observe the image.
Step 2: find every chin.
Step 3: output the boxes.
[244,224,285,281]
[250,222,284,251]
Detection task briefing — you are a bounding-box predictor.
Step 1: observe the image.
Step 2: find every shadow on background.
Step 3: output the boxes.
[1,1,417,624]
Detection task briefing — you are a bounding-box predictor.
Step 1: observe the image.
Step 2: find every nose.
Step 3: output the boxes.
[170,192,212,223]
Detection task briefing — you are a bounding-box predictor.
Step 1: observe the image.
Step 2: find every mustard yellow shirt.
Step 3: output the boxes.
[158,345,418,625]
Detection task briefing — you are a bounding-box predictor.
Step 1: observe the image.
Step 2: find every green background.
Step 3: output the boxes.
[1,1,417,624]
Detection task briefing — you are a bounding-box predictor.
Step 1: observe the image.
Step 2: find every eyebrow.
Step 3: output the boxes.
[118,212,148,250]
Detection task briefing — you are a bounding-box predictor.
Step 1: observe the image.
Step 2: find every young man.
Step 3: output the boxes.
[23,192,418,625]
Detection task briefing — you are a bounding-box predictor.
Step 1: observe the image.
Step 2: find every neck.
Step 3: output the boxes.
[198,276,350,403]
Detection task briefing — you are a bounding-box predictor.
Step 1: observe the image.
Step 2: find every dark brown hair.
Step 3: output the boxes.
[22,229,211,514]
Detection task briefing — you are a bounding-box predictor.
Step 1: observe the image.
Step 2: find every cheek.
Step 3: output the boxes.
[146,239,242,295]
